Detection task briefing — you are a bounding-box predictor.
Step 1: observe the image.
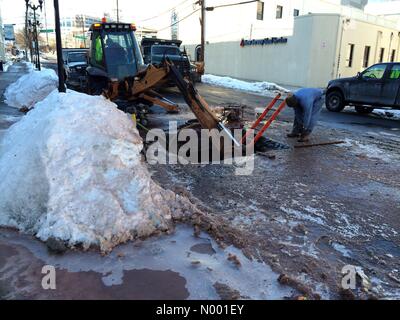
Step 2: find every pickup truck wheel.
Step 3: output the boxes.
[326,91,345,112]
[355,106,374,114]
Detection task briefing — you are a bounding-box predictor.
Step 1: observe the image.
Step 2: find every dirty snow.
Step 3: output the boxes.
[4,68,58,109]
[332,243,352,258]
[280,206,325,225]
[347,107,400,121]
[202,74,289,96]
[0,90,192,252]
[2,61,13,72]
[372,109,400,121]
[341,138,396,162]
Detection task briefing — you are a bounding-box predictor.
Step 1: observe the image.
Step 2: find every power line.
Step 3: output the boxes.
[137,0,193,22]
[157,8,200,32]
[206,0,259,11]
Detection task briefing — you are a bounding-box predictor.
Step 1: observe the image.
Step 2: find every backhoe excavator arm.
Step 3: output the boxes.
[103,59,241,146]
[104,60,219,130]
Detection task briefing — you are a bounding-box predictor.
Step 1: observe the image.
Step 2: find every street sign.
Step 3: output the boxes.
[4,24,15,41]
[40,29,55,33]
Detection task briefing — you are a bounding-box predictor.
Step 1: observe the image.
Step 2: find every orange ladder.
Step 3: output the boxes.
[241,94,287,146]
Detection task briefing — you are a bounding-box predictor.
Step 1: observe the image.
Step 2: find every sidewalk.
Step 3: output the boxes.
[0,62,31,136]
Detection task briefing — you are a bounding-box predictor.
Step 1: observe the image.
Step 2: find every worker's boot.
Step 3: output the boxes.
[287,132,300,138]
[298,134,311,143]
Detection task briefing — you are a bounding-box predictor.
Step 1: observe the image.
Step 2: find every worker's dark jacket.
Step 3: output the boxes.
[292,88,325,135]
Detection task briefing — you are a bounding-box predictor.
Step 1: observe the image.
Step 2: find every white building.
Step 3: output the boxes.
[144,0,400,87]
[0,4,5,63]
[200,13,400,87]
[153,0,399,44]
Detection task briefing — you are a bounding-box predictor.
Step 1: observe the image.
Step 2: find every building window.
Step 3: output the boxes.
[379,48,385,63]
[276,5,283,19]
[391,49,396,62]
[363,46,371,68]
[346,43,355,67]
[293,9,299,17]
[257,1,264,21]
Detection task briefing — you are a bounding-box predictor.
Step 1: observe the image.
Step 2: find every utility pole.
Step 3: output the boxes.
[25,2,30,61]
[25,2,34,62]
[54,0,65,92]
[43,0,49,48]
[200,0,205,63]
[82,16,86,48]
[33,8,40,70]
[116,0,120,23]
[25,0,43,70]
[77,15,86,48]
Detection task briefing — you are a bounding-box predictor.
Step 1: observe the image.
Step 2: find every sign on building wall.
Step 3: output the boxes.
[240,37,288,47]
[4,24,15,41]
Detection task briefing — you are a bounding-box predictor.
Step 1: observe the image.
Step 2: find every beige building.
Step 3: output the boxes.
[185,12,400,88]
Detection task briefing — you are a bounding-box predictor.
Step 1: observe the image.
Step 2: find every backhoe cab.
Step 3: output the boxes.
[86,22,179,118]
[87,22,144,94]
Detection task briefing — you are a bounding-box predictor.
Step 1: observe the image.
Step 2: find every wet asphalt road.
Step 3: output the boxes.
[160,85,400,137]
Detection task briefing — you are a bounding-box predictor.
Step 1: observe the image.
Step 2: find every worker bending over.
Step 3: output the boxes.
[285,88,325,142]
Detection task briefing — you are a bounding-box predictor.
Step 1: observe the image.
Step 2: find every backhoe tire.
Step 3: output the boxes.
[326,90,345,112]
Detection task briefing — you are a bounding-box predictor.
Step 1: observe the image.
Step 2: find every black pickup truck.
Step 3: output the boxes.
[141,38,194,83]
[326,62,400,114]
[62,48,89,88]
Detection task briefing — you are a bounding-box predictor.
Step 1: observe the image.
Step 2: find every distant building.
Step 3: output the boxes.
[45,15,103,48]
[152,0,400,87]
[341,0,369,10]
[190,13,400,88]
[135,27,158,43]
[0,5,5,63]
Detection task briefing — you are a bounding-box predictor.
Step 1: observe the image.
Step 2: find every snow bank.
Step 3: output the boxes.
[42,52,58,60]
[202,74,289,96]
[3,61,13,72]
[0,90,190,252]
[4,68,58,110]
[372,109,400,121]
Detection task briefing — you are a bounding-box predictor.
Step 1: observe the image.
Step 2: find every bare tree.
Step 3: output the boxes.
[15,28,32,49]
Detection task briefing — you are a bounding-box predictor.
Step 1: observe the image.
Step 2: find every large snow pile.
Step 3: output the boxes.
[202,74,289,96]
[4,68,58,110]
[0,90,190,252]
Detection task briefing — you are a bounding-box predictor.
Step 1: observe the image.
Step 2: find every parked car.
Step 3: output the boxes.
[62,49,89,87]
[326,62,400,114]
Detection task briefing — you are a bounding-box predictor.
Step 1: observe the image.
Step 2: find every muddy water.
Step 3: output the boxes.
[0,225,295,300]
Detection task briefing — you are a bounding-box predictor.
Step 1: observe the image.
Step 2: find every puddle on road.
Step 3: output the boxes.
[1,225,294,300]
